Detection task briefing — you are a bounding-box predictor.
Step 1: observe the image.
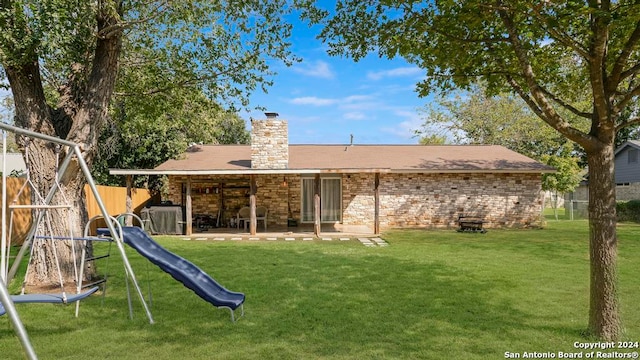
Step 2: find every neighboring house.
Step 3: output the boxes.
[0,152,27,177]
[111,114,554,235]
[566,140,640,216]
[614,140,640,193]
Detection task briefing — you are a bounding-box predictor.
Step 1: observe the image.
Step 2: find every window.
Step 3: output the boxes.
[301,177,342,223]
[629,149,638,164]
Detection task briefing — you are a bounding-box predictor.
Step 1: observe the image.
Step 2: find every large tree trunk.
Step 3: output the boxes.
[3,3,123,287]
[586,145,621,340]
[21,141,89,288]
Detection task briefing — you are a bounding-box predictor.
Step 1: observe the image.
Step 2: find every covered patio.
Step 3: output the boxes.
[109,170,383,238]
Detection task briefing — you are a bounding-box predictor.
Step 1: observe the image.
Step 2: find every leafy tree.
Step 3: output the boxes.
[93,82,250,189]
[417,84,586,159]
[0,1,311,285]
[541,153,583,220]
[418,85,584,204]
[313,1,640,340]
[417,133,447,145]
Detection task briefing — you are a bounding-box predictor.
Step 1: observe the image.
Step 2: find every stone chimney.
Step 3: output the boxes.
[251,112,289,169]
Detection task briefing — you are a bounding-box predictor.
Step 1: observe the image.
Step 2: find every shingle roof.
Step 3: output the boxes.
[138,144,554,174]
[614,140,640,157]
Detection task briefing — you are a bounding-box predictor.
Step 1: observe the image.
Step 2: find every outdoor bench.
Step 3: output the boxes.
[457,216,487,233]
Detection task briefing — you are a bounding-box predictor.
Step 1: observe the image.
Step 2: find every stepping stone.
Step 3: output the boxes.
[371,238,389,246]
[358,238,375,246]
[322,237,332,241]
[195,237,207,241]
[285,237,295,241]
[181,238,191,241]
[339,237,350,241]
[231,237,242,241]
[303,237,313,241]
[214,237,225,241]
[267,237,277,241]
[249,237,259,241]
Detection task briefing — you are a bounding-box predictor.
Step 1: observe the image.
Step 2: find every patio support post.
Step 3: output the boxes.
[314,173,321,236]
[185,177,192,235]
[217,183,224,228]
[125,175,133,226]
[374,173,380,234]
[250,175,257,235]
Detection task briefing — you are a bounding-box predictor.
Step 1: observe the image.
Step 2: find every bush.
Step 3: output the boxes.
[617,200,640,222]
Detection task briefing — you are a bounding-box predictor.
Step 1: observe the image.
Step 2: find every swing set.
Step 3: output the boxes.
[0,123,154,360]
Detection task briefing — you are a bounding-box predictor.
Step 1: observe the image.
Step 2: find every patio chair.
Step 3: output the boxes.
[237,206,250,231]
[256,206,268,231]
[236,206,268,231]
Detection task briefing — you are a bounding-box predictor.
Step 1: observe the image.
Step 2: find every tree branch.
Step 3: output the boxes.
[538,85,592,119]
[66,2,124,150]
[613,83,640,115]
[615,116,640,132]
[529,4,591,60]
[608,20,640,92]
[98,1,170,39]
[497,2,596,150]
[619,62,640,83]
[587,0,612,135]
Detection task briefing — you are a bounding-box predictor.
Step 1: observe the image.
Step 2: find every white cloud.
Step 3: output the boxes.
[290,94,374,108]
[367,66,422,81]
[380,109,424,140]
[290,96,338,106]
[292,60,335,79]
[343,112,366,120]
[343,95,372,103]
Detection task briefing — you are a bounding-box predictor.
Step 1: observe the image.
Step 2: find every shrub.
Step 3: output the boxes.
[617,200,640,222]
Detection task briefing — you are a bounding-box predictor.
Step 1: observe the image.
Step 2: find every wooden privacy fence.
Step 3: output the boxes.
[2,178,154,244]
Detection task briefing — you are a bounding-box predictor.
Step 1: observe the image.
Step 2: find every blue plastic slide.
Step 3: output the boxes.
[118,227,245,319]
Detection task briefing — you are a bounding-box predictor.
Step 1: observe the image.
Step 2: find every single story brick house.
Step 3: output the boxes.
[111,115,554,235]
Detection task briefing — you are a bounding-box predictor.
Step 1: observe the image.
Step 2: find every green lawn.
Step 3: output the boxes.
[1,220,638,359]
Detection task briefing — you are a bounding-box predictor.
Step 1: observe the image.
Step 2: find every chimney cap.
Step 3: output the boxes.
[265,112,279,118]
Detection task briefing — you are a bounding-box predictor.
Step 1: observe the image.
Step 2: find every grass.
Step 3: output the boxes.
[1,220,639,359]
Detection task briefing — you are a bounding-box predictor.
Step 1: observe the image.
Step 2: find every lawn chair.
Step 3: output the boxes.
[237,207,250,231]
[256,206,268,231]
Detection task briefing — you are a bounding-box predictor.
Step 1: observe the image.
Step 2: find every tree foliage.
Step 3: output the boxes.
[0,0,314,284]
[418,85,584,196]
[312,1,640,340]
[417,84,585,159]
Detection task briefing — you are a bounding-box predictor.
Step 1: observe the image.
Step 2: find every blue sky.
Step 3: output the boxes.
[0,16,432,146]
[243,20,431,145]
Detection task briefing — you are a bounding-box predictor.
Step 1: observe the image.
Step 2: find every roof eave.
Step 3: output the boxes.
[110,168,555,176]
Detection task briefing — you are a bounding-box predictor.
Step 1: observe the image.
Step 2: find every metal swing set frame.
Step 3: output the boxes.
[0,123,154,360]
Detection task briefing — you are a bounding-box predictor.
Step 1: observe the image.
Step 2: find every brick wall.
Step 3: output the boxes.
[342,172,543,229]
[167,172,543,230]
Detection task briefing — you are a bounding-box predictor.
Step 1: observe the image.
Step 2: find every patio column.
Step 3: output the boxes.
[250,175,257,235]
[374,173,380,235]
[314,173,321,236]
[185,177,192,235]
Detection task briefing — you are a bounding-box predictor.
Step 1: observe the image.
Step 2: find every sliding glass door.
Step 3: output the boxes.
[301,177,342,223]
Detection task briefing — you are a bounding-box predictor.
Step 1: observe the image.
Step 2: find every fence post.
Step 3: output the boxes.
[570,200,574,220]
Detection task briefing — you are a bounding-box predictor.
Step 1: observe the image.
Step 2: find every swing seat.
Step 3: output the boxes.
[12,286,99,304]
[0,286,99,316]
